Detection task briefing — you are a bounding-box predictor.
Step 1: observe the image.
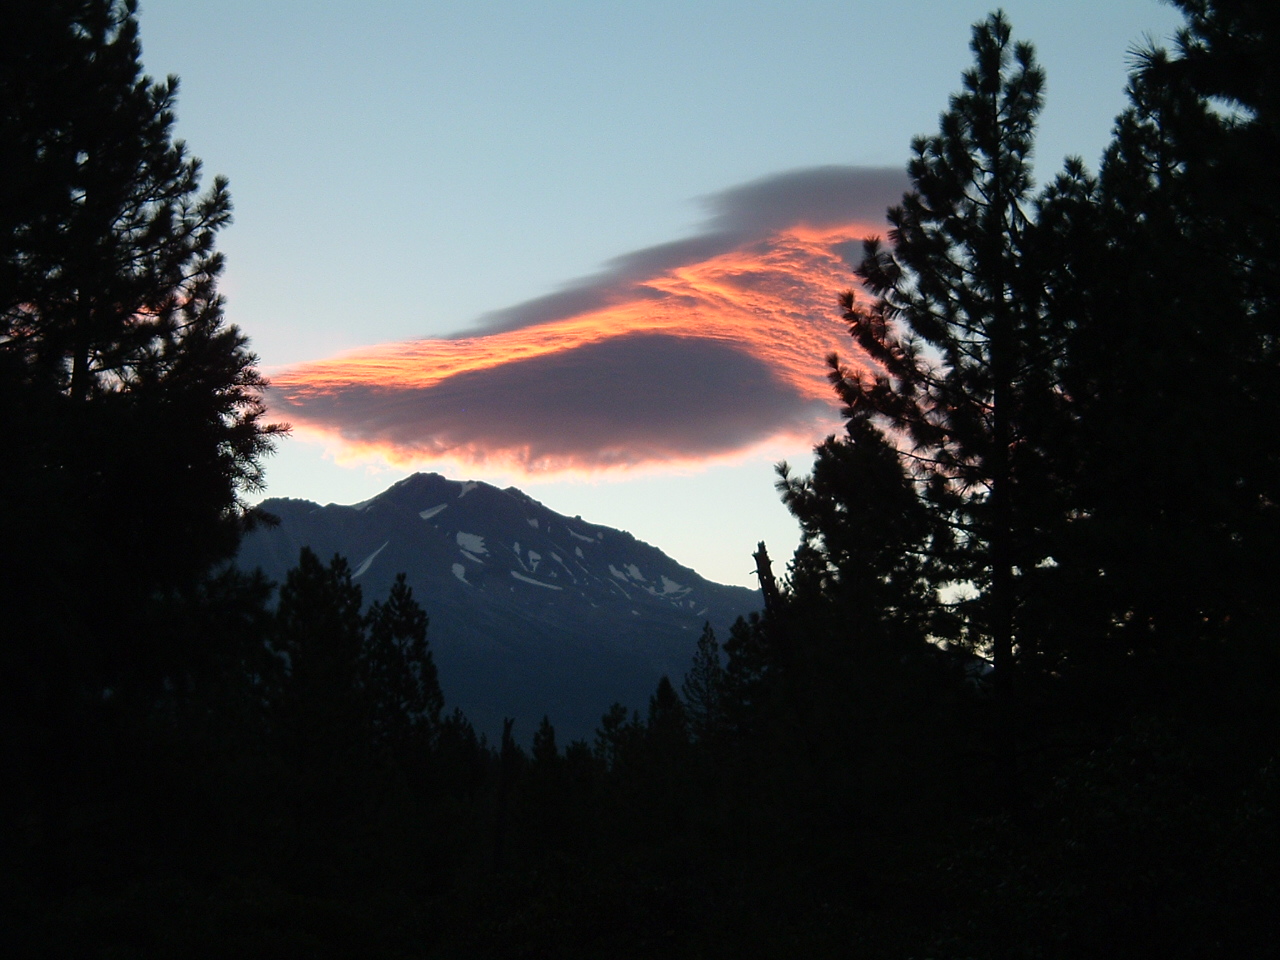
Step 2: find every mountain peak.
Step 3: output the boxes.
[241,474,760,741]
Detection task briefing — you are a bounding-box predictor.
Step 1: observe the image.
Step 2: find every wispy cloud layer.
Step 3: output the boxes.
[269,165,907,475]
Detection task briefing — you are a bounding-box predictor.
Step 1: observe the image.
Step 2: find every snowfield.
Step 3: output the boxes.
[353,540,390,578]
[511,571,562,590]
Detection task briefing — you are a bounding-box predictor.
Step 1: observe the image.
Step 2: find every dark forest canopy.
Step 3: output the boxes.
[2,2,1277,956]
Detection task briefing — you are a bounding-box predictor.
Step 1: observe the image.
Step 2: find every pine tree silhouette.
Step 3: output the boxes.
[834,12,1060,799]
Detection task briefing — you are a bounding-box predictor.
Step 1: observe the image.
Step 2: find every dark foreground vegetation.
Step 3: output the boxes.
[3,1,1277,956]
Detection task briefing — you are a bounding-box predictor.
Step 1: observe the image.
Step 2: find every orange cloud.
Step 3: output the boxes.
[269,166,906,476]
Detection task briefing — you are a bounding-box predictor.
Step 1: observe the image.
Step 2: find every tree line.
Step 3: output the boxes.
[2,1,1275,956]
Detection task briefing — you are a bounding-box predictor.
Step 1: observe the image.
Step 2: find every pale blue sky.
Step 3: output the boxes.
[140,1,1182,587]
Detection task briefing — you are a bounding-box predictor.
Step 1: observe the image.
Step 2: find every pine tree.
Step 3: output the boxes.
[0,0,284,731]
[836,12,1062,794]
[273,550,368,756]
[595,703,643,773]
[0,1,284,881]
[1050,0,1280,662]
[682,622,726,744]
[646,676,688,751]
[720,613,770,739]
[776,417,942,648]
[532,715,559,767]
[0,0,279,430]
[364,572,444,761]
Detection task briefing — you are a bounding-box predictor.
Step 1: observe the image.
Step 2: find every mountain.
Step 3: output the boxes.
[236,472,761,742]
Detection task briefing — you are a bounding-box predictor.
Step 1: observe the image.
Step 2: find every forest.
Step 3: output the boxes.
[2,0,1276,956]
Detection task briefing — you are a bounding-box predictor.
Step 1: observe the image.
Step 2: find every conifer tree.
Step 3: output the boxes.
[835,12,1062,792]
[682,622,726,744]
[273,550,368,758]
[0,0,282,602]
[777,417,941,648]
[0,0,284,740]
[1045,0,1280,662]
[646,676,688,748]
[364,572,444,758]
[0,0,283,867]
[532,715,559,767]
[595,703,643,772]
[720,613,770,738]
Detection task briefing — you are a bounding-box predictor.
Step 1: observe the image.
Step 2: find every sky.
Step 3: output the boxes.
[139,0,1184,588]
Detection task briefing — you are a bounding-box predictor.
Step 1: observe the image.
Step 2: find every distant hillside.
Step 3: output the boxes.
[237,473,761,742]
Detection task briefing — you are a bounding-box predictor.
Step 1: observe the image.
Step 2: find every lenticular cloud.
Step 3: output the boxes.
[269,165,907,475]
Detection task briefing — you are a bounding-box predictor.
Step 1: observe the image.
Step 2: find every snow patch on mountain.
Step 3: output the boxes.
[451,563,468,584]
[660,575,689,596]
[625,563,645,582]
[550,553,576,582]
[458,481,477,498]
[566,528,594,543]
[456,531,487,555]
[353,540,389,578]
[609,564,629,582]
[527,518,539,529]
[527,550,542,573]
[419,503,447,520]
[511,571,562,590]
